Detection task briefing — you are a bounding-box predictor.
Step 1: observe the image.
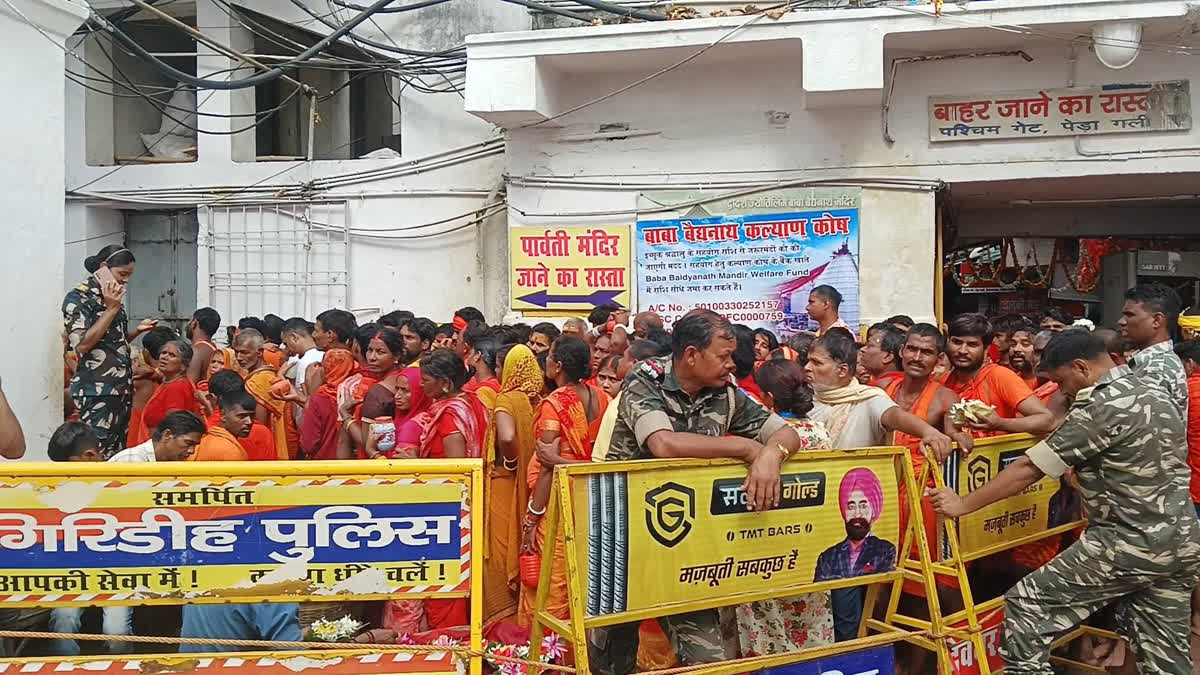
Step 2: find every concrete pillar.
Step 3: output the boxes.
[194,0,255,162]
[81,32,115,165]
[859,188,937,326]
[0,0,88,459]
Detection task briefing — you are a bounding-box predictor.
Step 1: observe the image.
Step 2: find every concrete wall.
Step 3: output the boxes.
[65,0,530,326]
[473,4,1200,325]
[2,0,88,460]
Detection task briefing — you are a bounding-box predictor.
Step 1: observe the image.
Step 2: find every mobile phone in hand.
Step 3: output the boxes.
[93,265,117,287]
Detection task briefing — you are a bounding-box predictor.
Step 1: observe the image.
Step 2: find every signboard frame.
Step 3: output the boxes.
[634,188,861,335]
[508,226,633,313]
[0,460,485,675]
[530,448,936,675]
[928,80,1191,142]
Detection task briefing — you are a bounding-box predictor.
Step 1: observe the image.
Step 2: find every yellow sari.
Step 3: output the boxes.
[482,346,541,627]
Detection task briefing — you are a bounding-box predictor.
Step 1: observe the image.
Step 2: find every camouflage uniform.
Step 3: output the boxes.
[1128,339,1188,418]
[1010,365,1200,674]
[591,356,787,675]
[63,278,132,458]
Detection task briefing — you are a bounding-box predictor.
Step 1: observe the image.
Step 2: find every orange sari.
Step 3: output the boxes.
[482,346,541,628]
[245,367,288,460]
[517,384,610,626]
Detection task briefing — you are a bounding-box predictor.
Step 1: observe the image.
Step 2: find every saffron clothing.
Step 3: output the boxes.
[518,384,610,626]
[245,368,288,460]
[940,363,1035,436]
[141,377,198,434]
[192,425,249,461]
[481,346,541,627]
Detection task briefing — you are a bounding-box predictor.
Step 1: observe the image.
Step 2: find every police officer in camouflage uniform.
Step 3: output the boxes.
[590,309,803,675]
[1118,283,1188,416]
[928,330,1200,674]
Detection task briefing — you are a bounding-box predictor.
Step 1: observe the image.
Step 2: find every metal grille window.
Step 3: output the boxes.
[199,201,349,322]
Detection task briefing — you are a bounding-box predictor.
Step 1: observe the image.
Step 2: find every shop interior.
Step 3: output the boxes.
[939,173,1200,329]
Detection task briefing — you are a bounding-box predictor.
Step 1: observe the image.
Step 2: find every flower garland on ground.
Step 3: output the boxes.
[484,634,568,675]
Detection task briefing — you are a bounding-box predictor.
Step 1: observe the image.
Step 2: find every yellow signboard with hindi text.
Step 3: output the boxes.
[571,452,901,617]
[945,434,1082,559]
[509,226,632,312]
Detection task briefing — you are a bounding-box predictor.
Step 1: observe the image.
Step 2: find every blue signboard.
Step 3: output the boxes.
[757,645,895,675]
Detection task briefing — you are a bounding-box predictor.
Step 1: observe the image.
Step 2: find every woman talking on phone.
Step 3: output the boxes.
[62,244,157,458]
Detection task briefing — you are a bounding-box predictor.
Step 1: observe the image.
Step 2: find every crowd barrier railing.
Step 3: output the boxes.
[868,433,1087,675]
[0,459,486,675]
[530,447,933,674]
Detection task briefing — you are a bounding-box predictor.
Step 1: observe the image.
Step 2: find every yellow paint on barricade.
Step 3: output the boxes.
[531,448,940,674]
[0,460,486,675]
[870,433,1087,675]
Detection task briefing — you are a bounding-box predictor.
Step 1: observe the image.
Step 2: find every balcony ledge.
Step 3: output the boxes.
[465,0,1191,125]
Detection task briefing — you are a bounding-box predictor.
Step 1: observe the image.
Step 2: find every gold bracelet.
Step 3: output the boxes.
[777,444,792,461]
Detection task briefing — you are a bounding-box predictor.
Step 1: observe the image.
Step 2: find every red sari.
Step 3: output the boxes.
[417,394,486,459]
[416,391,487,629]
[141,378,199,435]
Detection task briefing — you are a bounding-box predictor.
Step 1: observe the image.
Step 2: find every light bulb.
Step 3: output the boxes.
[1093,22,1142,70]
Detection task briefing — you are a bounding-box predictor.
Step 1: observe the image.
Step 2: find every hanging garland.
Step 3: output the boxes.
[946,237,1109,294]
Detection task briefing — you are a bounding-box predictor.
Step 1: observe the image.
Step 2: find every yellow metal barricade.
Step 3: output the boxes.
[0,460,485,675]
[531,448,939,674]
[873,433,1088,675]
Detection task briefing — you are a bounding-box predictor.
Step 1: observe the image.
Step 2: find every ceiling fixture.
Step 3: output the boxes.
[1092,21,1143,69]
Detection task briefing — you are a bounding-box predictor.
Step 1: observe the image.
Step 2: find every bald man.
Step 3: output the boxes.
[632,312,664,339]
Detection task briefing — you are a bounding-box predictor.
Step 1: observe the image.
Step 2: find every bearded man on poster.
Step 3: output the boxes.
[813,467,897,641]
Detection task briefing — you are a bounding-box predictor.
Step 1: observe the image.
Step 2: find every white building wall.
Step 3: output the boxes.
[1,0,88,459]
[470,1,1200,327]
[65,0,529,326]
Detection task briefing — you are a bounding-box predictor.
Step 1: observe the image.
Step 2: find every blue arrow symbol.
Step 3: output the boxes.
[518,289,624,308]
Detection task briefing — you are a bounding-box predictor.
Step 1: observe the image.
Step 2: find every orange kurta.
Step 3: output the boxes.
[263,346,285,369]
[244,368,288,460]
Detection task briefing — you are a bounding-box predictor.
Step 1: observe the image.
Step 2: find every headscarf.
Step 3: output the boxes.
[1180,314,1200,340]
[393,368,430,428]
[315,348,357,405]
[453,316,469,333]
[815,380,890,445]
[485,346,541,470]
[500,345,544,399]
[418,396,483,458]
[838,468,884,523]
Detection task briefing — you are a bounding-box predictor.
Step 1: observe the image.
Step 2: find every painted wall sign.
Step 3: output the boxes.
[509,226,632,312]
[929,80,1191,141]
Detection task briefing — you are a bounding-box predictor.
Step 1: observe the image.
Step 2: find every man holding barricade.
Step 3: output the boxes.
[802,328,954,641]
[927,330,1200,674]
[594,309,806,675]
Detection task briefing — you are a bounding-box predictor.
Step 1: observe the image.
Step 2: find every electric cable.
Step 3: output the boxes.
[91,0,403,90]
[556,0,664,21]
[215,0,467,74]
[327,0,454,13]
[287,0,465,58]
[501,0,592,22]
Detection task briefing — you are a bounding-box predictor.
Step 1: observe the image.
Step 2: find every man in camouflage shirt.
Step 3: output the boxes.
[1119,283,1188,417]
[928,330,1200,674]
[592,309,803,675]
